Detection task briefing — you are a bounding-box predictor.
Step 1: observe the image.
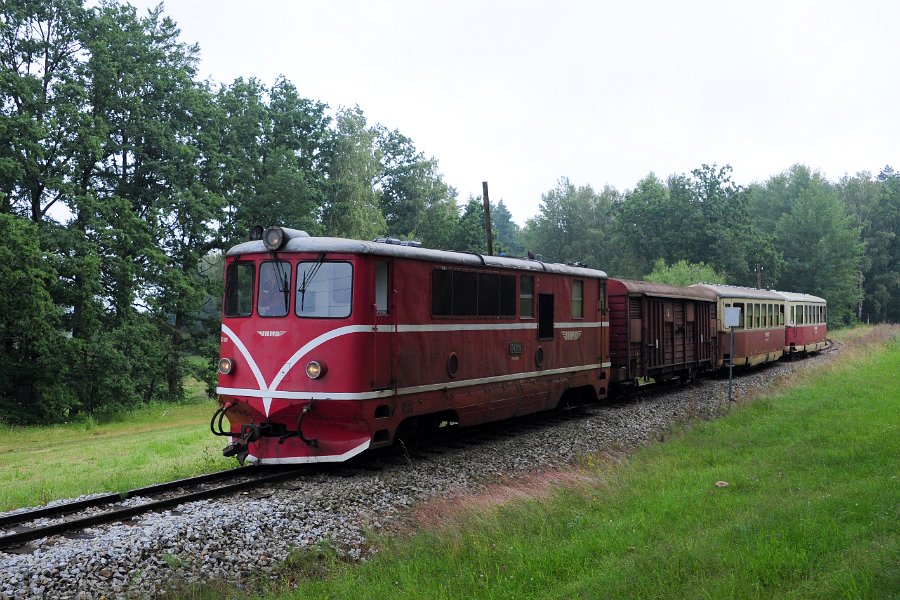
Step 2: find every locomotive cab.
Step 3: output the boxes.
[213,230,394,465]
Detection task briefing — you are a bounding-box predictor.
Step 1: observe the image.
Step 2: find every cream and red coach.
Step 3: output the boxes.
[607,279,718,386]
[691,284,786,367]
[775,290,827,353]
[213,227,611,464]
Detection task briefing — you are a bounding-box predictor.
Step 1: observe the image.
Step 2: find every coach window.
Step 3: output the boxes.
[779,304,785,326]
[768,304,774,328]
[747,303,754,329]
[224,261,255,317]
[258,260,291,317]
[732,302,745,329]
[296,261,353,318]
[755,303,761,328]
[375,261,389,314]
[520,275,534,318]
[572,280,584,319]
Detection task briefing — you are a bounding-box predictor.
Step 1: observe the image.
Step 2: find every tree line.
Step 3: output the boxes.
[1,0,896,424]
[521,164,897,328]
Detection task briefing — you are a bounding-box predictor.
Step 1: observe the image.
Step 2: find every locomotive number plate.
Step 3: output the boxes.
[508,341,523,356]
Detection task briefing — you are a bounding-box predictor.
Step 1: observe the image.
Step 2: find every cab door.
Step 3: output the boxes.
[372,259,394,390]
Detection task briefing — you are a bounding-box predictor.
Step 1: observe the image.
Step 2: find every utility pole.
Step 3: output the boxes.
[482,181,494,256]
[754,264,763,289]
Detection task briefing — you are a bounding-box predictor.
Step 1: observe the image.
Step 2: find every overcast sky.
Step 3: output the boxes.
[128,0,899,224]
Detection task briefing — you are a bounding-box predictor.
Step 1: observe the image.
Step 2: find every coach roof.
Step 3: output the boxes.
[690,283,785,301]
[226,235,608,279]
[771,290,827,304]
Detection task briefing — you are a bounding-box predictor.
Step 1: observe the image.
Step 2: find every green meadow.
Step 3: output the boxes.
[0,397,233,512]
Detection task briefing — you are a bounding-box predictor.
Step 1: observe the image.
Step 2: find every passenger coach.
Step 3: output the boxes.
[214,227,611,464]
[691,284,785,367]
[775,290,827,354]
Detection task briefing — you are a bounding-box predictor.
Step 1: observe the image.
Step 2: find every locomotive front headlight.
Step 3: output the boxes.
[306,360,326,379]
[263,226,286,251]
[218,358,235,375]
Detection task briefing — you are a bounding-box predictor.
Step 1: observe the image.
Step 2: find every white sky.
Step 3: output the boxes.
[129,0,899,225]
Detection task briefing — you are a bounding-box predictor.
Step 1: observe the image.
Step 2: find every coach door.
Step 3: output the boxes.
[372,260,394,390]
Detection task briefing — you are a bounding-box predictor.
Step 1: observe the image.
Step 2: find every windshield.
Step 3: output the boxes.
[296,261,353,318]
[258,261,291,317]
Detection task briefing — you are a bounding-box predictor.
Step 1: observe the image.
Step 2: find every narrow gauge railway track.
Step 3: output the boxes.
[0,409,593,551]
[0,466,311,552]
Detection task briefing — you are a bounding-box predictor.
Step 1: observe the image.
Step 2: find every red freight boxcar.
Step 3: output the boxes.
[608,279,718,385]
[213,227,611,464]
[691,284,785,367]
[776,290,827,353]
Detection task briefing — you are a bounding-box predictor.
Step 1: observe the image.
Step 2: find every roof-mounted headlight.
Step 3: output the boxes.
[262,226,311,251]
[263,226,286,251]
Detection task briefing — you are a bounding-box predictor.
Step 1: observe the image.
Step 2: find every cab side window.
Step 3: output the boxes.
[225,262,255,317]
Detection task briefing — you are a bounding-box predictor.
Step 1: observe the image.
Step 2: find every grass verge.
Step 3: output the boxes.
[0,399,233,511]
[265,327,899,600]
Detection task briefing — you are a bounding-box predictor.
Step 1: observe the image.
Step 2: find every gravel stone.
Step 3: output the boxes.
[0,347,838,598]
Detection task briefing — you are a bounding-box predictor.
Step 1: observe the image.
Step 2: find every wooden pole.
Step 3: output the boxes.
[482,181,494,256]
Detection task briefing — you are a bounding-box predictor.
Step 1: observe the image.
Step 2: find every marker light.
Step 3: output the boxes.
[218,358,234,375]
[306,361,326,379]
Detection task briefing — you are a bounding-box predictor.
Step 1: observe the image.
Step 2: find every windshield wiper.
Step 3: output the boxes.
[274,260,290,308]
[299,252,326,311]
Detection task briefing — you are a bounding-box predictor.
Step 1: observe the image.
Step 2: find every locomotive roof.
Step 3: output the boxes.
[226,236,608,279]
[770,290,827,304]
[690,283,785,301]
[609,279,717,301]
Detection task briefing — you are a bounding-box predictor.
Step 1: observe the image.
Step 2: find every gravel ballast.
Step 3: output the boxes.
[0,348,838,599]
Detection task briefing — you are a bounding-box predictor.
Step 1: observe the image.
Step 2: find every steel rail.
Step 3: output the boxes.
[0,468,252,530]
[0,468,307,550]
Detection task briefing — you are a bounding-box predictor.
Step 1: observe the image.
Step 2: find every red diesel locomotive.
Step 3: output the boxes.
[212,227,611,465]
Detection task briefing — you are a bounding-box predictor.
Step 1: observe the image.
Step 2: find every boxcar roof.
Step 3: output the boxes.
[771,290,827,303]
[609,279,717,301]
[691,283,784,301]
[226,236,608,279]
